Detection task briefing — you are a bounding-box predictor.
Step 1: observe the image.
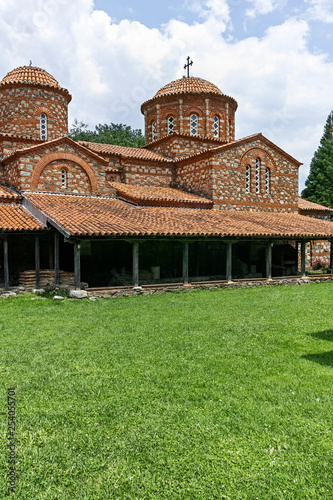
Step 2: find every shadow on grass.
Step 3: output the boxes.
[302,350,333,368]
[309,330,333,342]
[302,330,333,367]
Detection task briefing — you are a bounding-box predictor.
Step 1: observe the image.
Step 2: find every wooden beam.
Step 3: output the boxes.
[182,242,189,285]
[226,242,232,282]
[74,242,81,290]
[132,241,139,287]
[301,241,306,277]
[35,235,40,289]
[266,242,273,280]
[54,232,60,286]
[3,235,9,291]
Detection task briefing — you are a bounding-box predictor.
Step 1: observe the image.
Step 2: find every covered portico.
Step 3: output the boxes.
[2,191,330,293]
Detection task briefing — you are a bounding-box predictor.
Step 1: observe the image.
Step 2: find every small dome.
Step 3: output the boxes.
[154,77,224,99]
[1,66,63,90]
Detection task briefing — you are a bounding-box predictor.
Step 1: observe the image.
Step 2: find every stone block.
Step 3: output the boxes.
[69,290,88,299]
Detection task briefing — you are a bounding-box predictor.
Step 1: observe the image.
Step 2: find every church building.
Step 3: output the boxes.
[0,64,332,293]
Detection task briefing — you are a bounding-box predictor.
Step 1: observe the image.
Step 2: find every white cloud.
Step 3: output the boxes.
[305,0,333,23]
[0,0,332,190]
[245,0,285,18]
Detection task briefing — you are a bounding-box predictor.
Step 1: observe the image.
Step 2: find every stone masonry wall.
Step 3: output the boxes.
[123,159,174,187]
[148,135,225,160]
[0,86,68,140]
[143,93,237,145]
[176,138,299,213]
[5,142,114,195]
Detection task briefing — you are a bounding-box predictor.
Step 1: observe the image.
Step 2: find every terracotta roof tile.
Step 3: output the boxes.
[24,192,333,239]
[0,185,20,202]
[109,182,213,208]
[1,66,61,88]
[141,77,238,110]
[154,77,224,98]
[0,203,44,231]
[0,66,71,102]
[298,198,332,212]
[79,141,172,162]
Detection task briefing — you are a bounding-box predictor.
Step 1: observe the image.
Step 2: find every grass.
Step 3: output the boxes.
[0,284,333,499]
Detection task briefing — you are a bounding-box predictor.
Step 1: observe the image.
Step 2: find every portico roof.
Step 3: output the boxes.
[23,191,333,239]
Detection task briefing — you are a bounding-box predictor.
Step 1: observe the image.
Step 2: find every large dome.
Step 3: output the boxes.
[154,77,224,99]
[0,65,63,89]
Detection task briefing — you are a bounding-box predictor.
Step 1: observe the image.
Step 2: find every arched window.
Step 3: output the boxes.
[190,114,198,135]
[61,169,67,188]
[265,168,270,194]
[167,116,174,135]
[246,165,251,193]
[40,113,47,140]
[213,115,219,138]
[255,158,261,193]
[151,121,156,142]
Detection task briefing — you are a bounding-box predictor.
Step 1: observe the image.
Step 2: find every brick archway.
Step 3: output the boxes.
[31,152,98,191]
[240,147,277,172]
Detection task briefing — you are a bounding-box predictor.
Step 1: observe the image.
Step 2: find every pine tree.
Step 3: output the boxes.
[302,110,333,206]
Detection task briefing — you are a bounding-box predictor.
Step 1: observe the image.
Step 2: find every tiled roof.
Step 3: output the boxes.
[79,141,172,162]
[0,185,20,202]
[24,192,333,239]
[109,182,213,208]
[298,198,332,212]
[0,66,71,102]
[1,66,60,88]
[141,77,238,110]
[0,203,44,231]
[154,77,224,98]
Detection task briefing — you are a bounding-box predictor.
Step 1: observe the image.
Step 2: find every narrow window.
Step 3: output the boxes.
[265,168,270,194]
[246,165,251,193]
[151,121,156,142]
[213,115,219,138]
[40,113,47,140]
[190,114,198,135]
[167,116,174,135]
[61,169,67,188]
[255,158,261,193]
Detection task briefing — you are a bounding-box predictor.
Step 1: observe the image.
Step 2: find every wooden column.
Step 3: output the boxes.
[35,235,40,289]
[301,241,306,277]
[182,242,189,285]
[3,235,9,291]
[330,240,333,274]
[295,241,299,273]
[54,232,60,286]
[74,241,81,290]
[266,242,273,280]
[226,242,232,282]
[132,241,139,287]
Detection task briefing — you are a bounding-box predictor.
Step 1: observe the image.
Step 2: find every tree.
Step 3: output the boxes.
[69,119,145,148]
[302,110,333,206]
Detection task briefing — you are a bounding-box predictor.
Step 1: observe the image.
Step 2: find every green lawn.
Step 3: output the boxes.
[1,284,333,499]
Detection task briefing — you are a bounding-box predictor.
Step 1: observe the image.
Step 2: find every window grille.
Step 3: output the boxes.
[255,158,261,193]
[167,116,174,134]
[40,113,47,140]
[61,169,67,188]
[213,115,219,138]
[246,165,251,193]
[152,121,156,142]
[190,114,198,135]
[265,168,270,194]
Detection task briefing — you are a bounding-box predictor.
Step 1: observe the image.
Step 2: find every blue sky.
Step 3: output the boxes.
[0,0,333,190]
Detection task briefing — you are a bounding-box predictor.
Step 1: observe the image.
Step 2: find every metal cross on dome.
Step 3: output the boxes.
[184,56,193,78]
